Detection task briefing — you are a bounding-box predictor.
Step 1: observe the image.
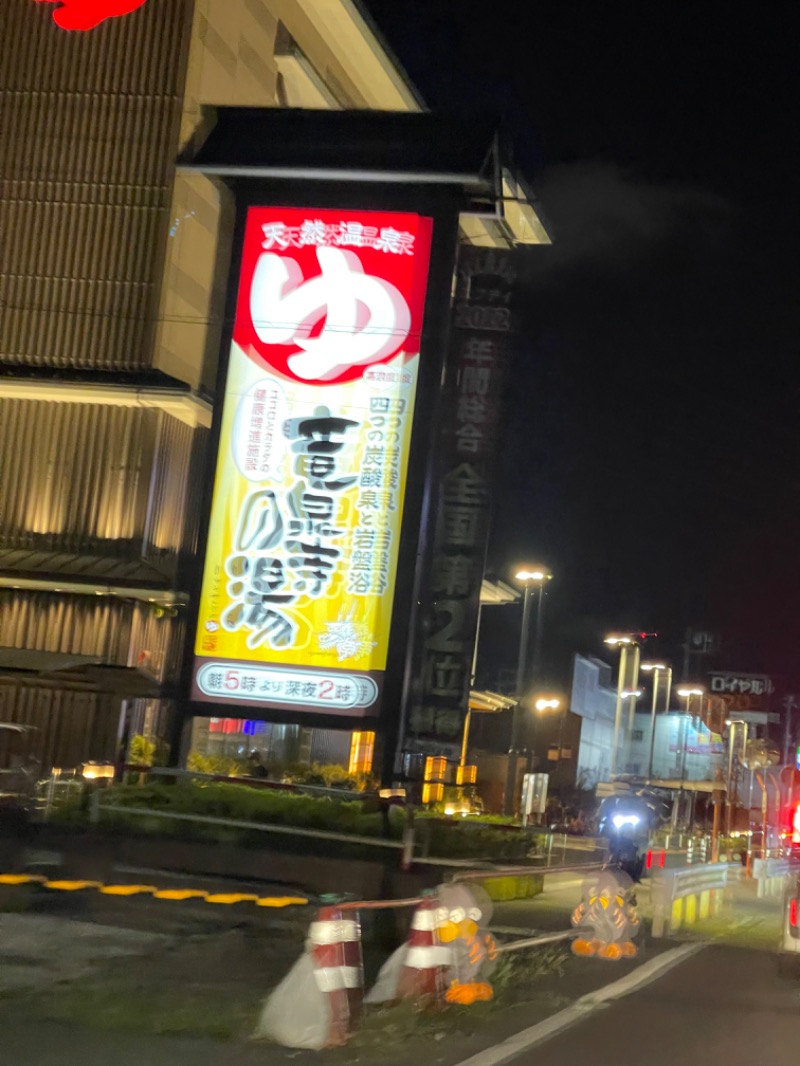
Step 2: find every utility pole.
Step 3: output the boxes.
[782,694,797,766]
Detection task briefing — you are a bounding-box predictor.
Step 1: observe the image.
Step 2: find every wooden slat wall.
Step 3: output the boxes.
[0,1,194,371]
[0,683,120,769]
[0,591,183,685]
[0,399,204,570]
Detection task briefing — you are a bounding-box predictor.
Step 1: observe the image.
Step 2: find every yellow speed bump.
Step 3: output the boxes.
[256,896,309,908]
[0,873,309,908]
[100,884,158,897]
[44,880,102,892]
[205,893,260,905]
[152,889,209,901]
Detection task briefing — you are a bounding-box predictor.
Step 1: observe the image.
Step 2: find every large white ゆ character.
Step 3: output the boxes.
[250,247,412,381]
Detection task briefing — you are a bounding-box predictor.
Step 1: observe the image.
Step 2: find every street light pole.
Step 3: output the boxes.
[610,643,628,777]
[641,663,671,780]
[606,635,637,776]
[514,584,534,701]
[532,583,547,684]
[725,719,748,838]
[534,696,563,791]
[504,567,552,816]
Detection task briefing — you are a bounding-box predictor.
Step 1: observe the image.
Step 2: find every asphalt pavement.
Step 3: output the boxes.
[469,944,800,1066]
[1,862,796,1066]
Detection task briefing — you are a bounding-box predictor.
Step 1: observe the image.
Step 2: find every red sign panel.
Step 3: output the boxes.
[33,0,147,31]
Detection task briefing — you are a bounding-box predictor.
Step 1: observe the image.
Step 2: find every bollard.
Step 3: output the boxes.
[308,906,364,1046]
[89,788,101,825]
[396,894,449,1005]
[401,824,416,872]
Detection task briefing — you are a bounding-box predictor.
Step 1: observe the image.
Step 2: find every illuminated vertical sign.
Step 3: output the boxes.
[192,207,433,717]
[410,248,517,746]
[33,0,148,31]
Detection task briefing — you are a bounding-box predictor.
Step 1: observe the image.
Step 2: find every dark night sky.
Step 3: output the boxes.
[365,2,800,688]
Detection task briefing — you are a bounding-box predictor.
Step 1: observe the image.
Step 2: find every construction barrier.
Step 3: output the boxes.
[257,894,426,1049]
[307,905,364,1046]
[257,882,521,1049]
[396,895,449,1002]
[651,863,730,937]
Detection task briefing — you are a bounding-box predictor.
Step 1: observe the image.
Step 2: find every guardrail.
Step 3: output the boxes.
[752,857,798,899]
[651,862,731,937]
[89,799,407,850]
[87,793,602,902]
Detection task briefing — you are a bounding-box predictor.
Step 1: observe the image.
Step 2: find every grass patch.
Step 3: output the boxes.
[26,974,265,1041]
[490,946,569,997]
[346,945,569,1053]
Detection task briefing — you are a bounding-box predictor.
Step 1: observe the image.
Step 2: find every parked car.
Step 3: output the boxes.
[778,868,800,978]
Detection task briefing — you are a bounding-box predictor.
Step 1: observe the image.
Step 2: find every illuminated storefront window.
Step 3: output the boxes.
[348,730,375,775]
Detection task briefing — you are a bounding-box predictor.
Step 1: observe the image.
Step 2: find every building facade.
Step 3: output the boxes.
[0,0,547,779]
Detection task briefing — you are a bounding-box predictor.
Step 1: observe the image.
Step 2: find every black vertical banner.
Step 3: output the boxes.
[408,247,519,751]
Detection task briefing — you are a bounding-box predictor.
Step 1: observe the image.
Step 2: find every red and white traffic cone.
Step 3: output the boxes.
[396,894,450,1006]
[308,905,364,1046]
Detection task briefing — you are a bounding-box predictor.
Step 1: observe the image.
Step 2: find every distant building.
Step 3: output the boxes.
[570,653,776,791]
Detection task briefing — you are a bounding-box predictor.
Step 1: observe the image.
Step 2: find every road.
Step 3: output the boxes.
[469,944,800,1066]
[2,856,796,1066]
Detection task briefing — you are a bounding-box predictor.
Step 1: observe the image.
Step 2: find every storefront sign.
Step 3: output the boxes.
[409,248,517,745]
[34,0,148,30]
[192,207,433,716]
[708,672,775,714]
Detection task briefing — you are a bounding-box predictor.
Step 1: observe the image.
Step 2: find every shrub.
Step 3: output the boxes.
[63,780,540,863]
[186,752,250,777]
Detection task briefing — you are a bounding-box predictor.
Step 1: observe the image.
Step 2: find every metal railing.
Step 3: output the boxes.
[651,862,730,937]
[752,856,799,898]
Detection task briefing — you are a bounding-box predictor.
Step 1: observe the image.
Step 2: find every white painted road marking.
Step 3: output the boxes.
[451,942,705,1066]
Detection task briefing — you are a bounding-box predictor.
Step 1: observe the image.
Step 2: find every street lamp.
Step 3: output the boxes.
[504,567,552,815]
[641,662,672,779]
[677,686,705,718]
[514,568,553,696]
[620,689,643,772]
[669,687,704,829]
[676,687,704,777]
[535,696,566,791]
[725,718,749,838]
[604,634,641,776]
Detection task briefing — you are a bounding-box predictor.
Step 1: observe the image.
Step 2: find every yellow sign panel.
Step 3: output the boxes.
[192,207,434,717]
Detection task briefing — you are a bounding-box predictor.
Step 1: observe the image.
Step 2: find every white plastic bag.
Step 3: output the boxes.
[255,951,331,1050]
[364,943,409,1004]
